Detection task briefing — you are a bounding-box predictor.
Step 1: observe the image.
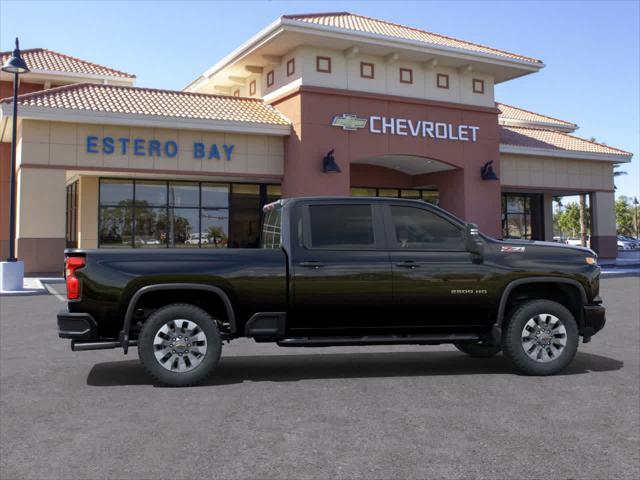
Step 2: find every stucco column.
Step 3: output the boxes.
[16,167,67,273]
[543,194,554,241]
[78,176,99,249]
[590,191,617,259]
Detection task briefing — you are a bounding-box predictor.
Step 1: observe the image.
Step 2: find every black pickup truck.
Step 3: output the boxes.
[58,197,605,386]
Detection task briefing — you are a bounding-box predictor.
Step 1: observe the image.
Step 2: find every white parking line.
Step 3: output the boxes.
[43,283,67,302]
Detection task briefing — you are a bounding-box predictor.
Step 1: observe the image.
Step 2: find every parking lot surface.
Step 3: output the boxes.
[1,276,639,480]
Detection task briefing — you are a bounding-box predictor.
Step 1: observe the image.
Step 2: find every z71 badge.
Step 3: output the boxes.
[501,246,526,253]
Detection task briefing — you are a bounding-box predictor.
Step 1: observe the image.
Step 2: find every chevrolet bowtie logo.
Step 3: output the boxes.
[331,114,368,131]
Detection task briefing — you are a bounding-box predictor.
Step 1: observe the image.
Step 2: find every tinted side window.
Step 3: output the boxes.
[309,205,374,248]
[390,206,463,250]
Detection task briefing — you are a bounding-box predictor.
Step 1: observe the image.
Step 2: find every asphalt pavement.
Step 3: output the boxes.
[1,276,638,480]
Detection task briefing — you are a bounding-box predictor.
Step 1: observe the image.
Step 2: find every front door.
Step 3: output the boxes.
[385,204,493,331]
[289,202,392,335]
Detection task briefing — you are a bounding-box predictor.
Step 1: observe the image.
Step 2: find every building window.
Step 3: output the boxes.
[400,68,413,84]
[350,187,439,205]
[249,80,256,96]
[98,179,280,249]
[360,62,374,79]
[316,56,331,73]
[437,73,449,89]
[472,78,485,94]
[286,58,295,77]
[501,193,543,240]
[65,181,79,248]
[233,89,240,97]
[266,70,274,87]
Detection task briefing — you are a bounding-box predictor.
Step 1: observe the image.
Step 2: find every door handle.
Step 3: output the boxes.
[395,261,419,269]
[299,261,324,269]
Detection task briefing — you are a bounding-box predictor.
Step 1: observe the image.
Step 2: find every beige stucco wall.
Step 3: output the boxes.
[260,46,495,107]
[500,154,615,191]
[591,191,616,237]
[78,176,99,249]
[18,120,284,176]
[16,167,66,238]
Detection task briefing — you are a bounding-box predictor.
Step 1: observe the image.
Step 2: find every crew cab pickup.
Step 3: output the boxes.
[58,197,606,386]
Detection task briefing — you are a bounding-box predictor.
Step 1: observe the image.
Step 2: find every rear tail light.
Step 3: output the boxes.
[65,256,85,300]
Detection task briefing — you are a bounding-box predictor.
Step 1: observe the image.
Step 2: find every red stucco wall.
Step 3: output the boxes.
[270,86,502,237]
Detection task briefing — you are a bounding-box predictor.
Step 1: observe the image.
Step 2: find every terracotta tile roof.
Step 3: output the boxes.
[0,48,135,79]
[1,83,290,125]
[500,125,631,157]
[283,12,542,65]
[497,103,576,129]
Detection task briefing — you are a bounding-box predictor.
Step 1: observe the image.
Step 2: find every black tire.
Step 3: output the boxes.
[138,303,222,387]
[454,342,501,357]
[502,299,578,376]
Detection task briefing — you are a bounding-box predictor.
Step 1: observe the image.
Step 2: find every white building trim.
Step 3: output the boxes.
[499,144,632,163]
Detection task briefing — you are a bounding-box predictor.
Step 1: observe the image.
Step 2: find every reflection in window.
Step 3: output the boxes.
[350,187,439,205]
[169,208,200,247]
[98,179,279,248]
[135,207,167,247]
[201,209,229,248]
[99,206,133,247]
[390,206,463,250]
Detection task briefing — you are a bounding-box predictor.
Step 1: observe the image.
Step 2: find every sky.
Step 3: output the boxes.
[1,0,638,201]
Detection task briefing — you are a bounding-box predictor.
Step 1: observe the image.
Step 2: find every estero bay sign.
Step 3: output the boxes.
[332,114,480,142]
[86,136,236,160]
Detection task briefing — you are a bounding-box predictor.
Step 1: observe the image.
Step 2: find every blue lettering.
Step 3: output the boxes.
[164,141,178,158]
[208,144,220,160]
[193,142,205,159]
[133,138,145,156]
[148,140,162,157]
[223,144,234,161]
[86,136,98,153]
[118,138,130,155]
[102,137,114,154]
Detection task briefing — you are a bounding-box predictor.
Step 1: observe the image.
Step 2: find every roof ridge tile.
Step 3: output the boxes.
[497,102,576,127]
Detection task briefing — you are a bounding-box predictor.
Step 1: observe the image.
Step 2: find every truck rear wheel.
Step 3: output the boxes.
[138,303,222,387]
[454,342,501,357]
[502,299,578,376]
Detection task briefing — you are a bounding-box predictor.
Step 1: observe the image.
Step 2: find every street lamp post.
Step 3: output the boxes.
[0,38,30,291]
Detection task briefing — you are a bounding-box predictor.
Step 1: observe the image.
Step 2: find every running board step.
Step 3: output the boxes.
[71,340,137,351]
[277,334,479,348]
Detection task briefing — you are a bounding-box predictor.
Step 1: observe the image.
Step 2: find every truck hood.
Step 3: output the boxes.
[500,239,596,256]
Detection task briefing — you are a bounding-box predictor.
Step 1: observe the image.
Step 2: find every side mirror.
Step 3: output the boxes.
[465,223,484,257]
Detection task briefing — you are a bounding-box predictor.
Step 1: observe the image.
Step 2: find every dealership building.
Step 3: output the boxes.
[0,12,632,272]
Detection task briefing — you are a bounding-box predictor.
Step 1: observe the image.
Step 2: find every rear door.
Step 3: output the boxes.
[289,201,392,334]
[385,204,492,330]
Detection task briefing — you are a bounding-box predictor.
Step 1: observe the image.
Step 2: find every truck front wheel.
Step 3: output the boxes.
[138,303,222,387]
[502,299,579,376]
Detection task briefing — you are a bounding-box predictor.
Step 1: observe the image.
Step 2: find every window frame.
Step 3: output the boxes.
[249,80,256,96]
[286,58,295,77]
[472,78,485,94]
[300,202,386,251]
[316,56,331,73]
[360,62,375,79]
[97,178,281,249]
[266,70,274,87]
[382,204,466,252]
[437,73,449,89]
[399,67,413,84]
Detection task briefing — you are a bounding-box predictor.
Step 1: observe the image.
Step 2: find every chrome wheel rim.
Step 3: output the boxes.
[521,313,567,363]
[153,319,207,372]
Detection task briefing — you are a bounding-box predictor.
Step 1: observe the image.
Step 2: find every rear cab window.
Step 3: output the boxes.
[306,204,376,249]
[260,204,282,249]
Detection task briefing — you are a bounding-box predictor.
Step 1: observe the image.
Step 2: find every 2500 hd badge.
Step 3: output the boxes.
[58,197,606,387]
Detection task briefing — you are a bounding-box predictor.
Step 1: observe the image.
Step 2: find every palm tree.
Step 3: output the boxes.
[579,194,587,247]
[613,165,627,190]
